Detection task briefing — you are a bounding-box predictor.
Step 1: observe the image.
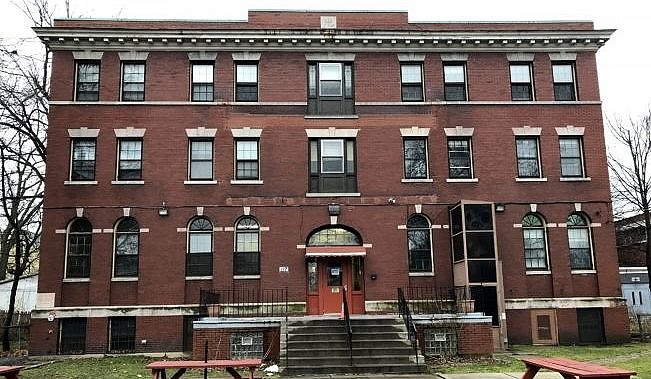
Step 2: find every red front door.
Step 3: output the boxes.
[320,259,350,314]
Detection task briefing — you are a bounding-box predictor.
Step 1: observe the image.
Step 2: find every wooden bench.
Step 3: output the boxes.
[146,358,262,379]
[0,366,24,379]
[521,357,637,379]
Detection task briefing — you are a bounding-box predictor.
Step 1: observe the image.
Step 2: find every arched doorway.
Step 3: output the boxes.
[305,225,366,315]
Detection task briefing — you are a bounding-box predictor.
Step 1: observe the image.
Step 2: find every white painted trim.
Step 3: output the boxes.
[305,52,355,61]
[187,51,217,61]
[590,223,602,227]
[55,229,67,234]
[50,100,602,106]
[111,277,138,282]
[402,178,433,183]
[76,208,84,217]
[446,178,479,183]
[557,223,568,228]
[362,243,373,248]
[444,126,474,137]
[397,225,407,230]
[118,51,149,61]
[549,52,577,61]
[305,127,359,138]
[62,278,90,283]
[64,180,98,185]
[513,224,523,228]
[526,270,552,275]
[560,177,591,182]
[92,229,102,234]
[415,204,422,214]
[399,126,430,137]
[259,226,270,232]
[224,227,235,232]
[140,228,150,233]
[185,276,213,280]
[547,223,558,228]
[409,272,435,277]
[68,127,100,138]
[111,180,145,185]
[555,125,585,136]
[185,127,217,138]
[440,52,468,61]
[397,53,425,61]
[176,228,187,233]
[233,275,261,280]
[213,227,224,232]
[72,50,104,60]
[232,52,261,61]
[296,244,306,249]
[506,52,535,61]
[103,229,114,233]
[230,127,263,138]
[571,270,597,275]
[231,180,264,185]
[184,180,217,185]
[305,192,361,197]
[32,304,201,319]
[114,127,146,138]
[512,126,542,135]
[516,177,548,182]
[505,296,624,310]
[304,115,359,120]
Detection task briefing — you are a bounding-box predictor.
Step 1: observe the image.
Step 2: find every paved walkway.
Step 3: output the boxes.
[436,373,562,378]
[283,373,564,379]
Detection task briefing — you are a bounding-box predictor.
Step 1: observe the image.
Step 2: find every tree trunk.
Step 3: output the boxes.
[0,228,12,280]
[645,210,651,304]
[1,228,21,352]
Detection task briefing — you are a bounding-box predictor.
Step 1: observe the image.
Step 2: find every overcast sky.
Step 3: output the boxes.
[1,0,649,118]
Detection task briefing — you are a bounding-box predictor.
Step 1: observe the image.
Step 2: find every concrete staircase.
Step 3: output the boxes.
[281,316,426,375]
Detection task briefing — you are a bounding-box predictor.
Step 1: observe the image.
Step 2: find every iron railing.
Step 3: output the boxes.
[342,285,353,366]
[199,288,288,318]
[404,286,469,314]
[397,287,419,365]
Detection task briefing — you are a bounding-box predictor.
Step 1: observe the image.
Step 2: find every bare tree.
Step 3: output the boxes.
[0,0,51,351]
[608,111,651,299]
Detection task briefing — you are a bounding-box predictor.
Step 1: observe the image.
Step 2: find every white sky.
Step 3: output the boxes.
[1,0,649,118]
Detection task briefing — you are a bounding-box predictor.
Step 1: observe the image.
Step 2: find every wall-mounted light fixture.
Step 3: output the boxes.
[158,201,169,216]
[495,203,505,213]
[328,203,340,216]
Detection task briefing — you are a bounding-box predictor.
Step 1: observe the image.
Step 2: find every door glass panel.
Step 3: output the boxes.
[352,257,363,291]
[327,262,342,286]
[536,315,552,340]
[307,260,318,293]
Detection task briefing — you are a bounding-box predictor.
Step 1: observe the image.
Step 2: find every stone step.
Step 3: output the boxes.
[286,345,415,357]
[288,331,406,342]
[284,363,427,375]
[285,338,412,350]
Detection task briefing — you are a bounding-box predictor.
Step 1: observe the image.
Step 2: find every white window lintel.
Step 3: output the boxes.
[72,50,104,60]
[231,127,263,138]
[68,127,100,138]
[118,51,149,61]
[400,126,430,137]
[444,126,474,137]
[555,125,585,136]
[232,52,261,61]
[305,128,359,138]
[186,127,217,138]
[397,53,426,62]
[512,126,542,136]
[187,52,217,61]
[114,127,146,138]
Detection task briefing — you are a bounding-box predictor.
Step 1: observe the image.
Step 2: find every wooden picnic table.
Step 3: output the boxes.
[521,357,637,379]
[146,358,262,379]
[0,366,24,379]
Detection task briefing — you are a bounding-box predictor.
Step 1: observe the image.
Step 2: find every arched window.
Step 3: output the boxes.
[66,218,92,278]
[407,214,433,273]
[234,217,260,276]
[307,227,361,246]
[522,213,548,270]
[567,213,593,270]
[187,217,213,277]
[114,217,139,277]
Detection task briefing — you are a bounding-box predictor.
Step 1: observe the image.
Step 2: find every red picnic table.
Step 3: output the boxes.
[521,357,637,379]
[146,358,262,379]
[0,366,23,379]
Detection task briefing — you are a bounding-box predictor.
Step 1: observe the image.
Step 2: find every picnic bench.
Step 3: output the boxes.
[146,358,262,379]
[521,357,637,379]
[0,366,23,379]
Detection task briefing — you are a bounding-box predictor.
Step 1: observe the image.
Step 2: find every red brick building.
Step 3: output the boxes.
[31,10,628,357]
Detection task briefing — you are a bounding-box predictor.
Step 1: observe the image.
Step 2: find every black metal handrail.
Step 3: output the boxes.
[342,285,353,366]
[404,286,469,314]
[199,288,288,318]
[397,287,419,365]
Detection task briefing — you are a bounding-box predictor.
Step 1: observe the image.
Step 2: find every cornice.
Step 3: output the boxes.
[34,27,614,52]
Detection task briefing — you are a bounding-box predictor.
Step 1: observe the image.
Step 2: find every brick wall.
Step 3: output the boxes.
[192,327,280,361]
[457,323,494,355]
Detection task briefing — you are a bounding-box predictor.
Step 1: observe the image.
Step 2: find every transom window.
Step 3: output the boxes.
[70,139,96,181]
[114,217,139,277]
[75,61,100,101]
[443,63,467,101]
[66,218,92,278]
[510,63,533,101]
[189,140,213,180]
[567,213,593,270]
[309,138,356,193]
[559,137,585,177]
[407,214,433,273]
[234,217,260,276]
[235,139,259,180]
[235,63,258,102]
[403,138,428,179]
[308,227,361,246]
[117,139,142,180]
[307,62,354,115]
[191,63,214,102]
[401,64,424,101]
[522,214,548,270]
[121,62,145,101]
[187,217,213,277]
[447,138,473,179]
[552,63,577,101]
[516,137,541,178]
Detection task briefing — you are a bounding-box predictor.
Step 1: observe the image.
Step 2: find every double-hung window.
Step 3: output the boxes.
[510,63,534,101]
[567,213,593,270]
[70,139,96,181]
[187,217,213,277]
[403,138,428,179]
[116,139,142,180]
[234,217,260,276]
[66,218,92,278]
[443,63,467,101]
[114,217,139,277]
[235,139,259,180]
[309,138,356,193]
[522,214,549,271]
[188,140,213,181]
[401,64,424,101]
[307,62,354,115]
[447,138,473,179]
[191,63,214,102]
[516,137,541,178]
[75,61,100,101]
[559,137,585,177]
[235,63,258,102]
[407,214,433,273]
[121,62,145,101]
[552,63,577,101]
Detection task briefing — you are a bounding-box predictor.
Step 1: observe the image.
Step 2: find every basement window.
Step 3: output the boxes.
[424,328,457,356]
[230,331,263,359]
